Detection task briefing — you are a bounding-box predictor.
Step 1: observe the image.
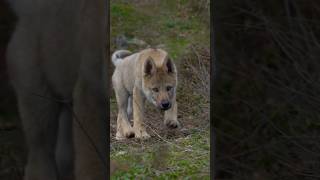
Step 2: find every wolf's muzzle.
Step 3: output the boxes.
[160,100,171,111]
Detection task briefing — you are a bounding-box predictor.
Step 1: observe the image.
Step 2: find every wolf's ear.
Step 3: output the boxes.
[163,57,175,74]
[144,57,156,76]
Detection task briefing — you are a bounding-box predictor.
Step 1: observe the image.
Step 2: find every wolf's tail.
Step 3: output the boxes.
[111,50,132,66]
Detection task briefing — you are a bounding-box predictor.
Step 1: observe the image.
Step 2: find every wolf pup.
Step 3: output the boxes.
[112,48,180,140]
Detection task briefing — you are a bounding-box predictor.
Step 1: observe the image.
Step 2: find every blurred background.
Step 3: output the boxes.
[0,1,26,179]
[109,0,210,178]
[214,0,320,179]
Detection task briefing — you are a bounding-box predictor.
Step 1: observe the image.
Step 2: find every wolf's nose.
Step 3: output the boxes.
[160,101,171,110]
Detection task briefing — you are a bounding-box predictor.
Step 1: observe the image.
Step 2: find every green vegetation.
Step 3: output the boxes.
[110,0,209,59]
[111,130,210,179]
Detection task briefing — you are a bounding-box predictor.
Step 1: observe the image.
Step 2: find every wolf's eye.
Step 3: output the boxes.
[166,86,173,91]
[152,88,159,92]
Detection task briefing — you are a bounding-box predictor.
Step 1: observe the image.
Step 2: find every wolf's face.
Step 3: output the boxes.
[142,56,177,111]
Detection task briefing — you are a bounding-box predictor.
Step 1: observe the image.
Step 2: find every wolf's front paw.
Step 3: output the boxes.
[134,128,150,139]
[115,128,135,140]
[165,119,180,129]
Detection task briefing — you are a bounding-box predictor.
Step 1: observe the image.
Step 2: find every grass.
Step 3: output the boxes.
[110,0,209,59]
[111,130,210,179]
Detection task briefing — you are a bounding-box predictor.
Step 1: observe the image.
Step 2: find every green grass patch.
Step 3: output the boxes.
[111,130,210,179]
[110,0,209,59]
[111,3,152,38]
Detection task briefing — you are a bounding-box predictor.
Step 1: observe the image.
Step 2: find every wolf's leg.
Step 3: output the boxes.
[55,106,74,179]
[114,88,134,140]
[17,94,60,180]
[127,96,133,121]
[164,97,180,129]
[132,86,150,139]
